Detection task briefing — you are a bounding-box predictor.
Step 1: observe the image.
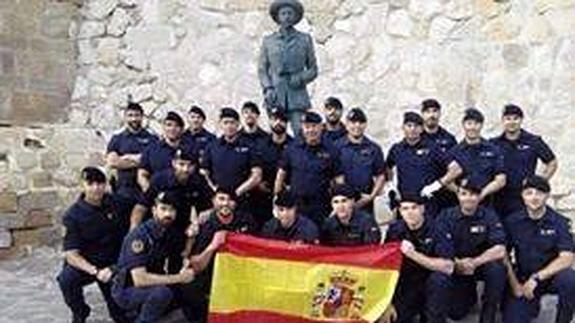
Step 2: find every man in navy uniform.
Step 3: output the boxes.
[138,111,189,192]
[260,189,319,244]
[182,105,216,163]
[57,167,128,323]
[380,194,454,323]
[420,99,457,153]
[106,102,157,212]
[320,184,381,246]
[322,96,347,143]
[178,187,257,323]
[130,149,211,273]
[335,107,385,215]
[503,176,575,323]
[420,99,459,210]
[201,107,263,207]
[431,178,507,323]
[275,111,344,226]
[491,104,557,218]
[239,101,275,226]
[385,112,462,217]
[449,108,506,206]
[112,191,198,323]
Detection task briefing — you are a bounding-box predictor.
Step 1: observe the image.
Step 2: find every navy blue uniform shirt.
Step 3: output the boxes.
[320,210,381,246]
[260,215,319,243]
[107,129,157,195]
[141,169,211,229]
[335,136,385,194]
[181,128,216,163]
[323,124,347,143]
[62,194,126,267]
[385,138,446,196]
[435,206,506,259]
[448,139,505,190]
[506,207,573,279]
[201,135,262,190]
[386,218,453,278]
[492,130,555,214]
[422,126,457,153]
[259,135,293,188]
[116,219,170,286]
[279,138,343,200]
[139,139,191,175]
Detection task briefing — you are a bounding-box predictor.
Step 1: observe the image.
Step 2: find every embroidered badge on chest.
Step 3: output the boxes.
[131,240,145,254]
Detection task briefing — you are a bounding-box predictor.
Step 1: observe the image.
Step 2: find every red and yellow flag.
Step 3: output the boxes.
[208,233,402,323]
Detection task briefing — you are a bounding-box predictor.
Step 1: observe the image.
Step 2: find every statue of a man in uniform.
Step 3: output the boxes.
[258,0,319,135]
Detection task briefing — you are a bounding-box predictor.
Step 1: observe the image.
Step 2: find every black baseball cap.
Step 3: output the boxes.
[81,167,106,183]
[403,112,424,126]
[220,107,240,121]
[347,108,367,123]
[523,175,551,193]
[463,108,484,123]
[165,111,185,128]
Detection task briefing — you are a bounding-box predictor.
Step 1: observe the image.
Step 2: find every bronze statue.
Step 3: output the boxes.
[258,0,318,134]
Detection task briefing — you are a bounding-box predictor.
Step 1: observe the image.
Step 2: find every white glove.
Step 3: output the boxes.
[421,180,442,198]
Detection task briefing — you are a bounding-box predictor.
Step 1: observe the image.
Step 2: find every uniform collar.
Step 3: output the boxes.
[77,193,113,215]
[462,137,487,146]
[144,218,166,240]
[218,134,242,146]
[400,137,426,149]
[455,205,486,220]
[335,210,361,228]
[498,129,528,143]
[342,135,368,147]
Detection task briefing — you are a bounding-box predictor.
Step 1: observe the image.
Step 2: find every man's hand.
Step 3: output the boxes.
[209,231,227,251]
[522,278,538,300]
[510,279,524,298]
[378,304,397,323]
[455,258,476,276]
[198,209,212,224]
[264,88,278,106]
[178,268,195,284]
[96,267,113,283]
[400,240,416,258]
[186,222,199,238]
[421,180,442,198]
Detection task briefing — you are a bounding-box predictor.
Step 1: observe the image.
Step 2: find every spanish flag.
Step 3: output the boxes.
[209,233,402,323]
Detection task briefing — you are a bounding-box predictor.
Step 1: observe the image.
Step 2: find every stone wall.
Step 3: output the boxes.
[1,0,575,257]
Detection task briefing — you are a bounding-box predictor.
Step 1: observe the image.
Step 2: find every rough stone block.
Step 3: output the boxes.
[0,229,11,248]
[0,191,17,213]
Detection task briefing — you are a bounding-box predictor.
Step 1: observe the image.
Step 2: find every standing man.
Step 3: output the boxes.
[258,0,318,135]
[380,194,454,323]
[239,101,269,147]
[385,112,462,217]
[138,111,189,193]
[130,149,211,273]
[431,179,507,323]
[201,108,263,207]
[106,102,157,204]
[503,176,575,323]
[320,184,381,247]
[252,108,294,228]
[112,191,197,323]
[420,99,457,153]
[182,105,216,163]
[323,97,347,143]
[57,167,127,323]
[491,104,557,217]
[335,108,385,215]
[420,99,459,209]
[275,111,344,226]
[449,108,506,206]
[178,187,257,323]
[260,189,319,244]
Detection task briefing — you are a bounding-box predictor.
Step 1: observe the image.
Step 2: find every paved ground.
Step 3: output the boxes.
[0,247,565,323]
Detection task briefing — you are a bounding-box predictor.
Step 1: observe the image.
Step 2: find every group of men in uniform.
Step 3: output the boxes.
[56,97,574,323]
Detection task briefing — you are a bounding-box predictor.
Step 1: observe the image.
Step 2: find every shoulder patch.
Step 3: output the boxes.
[131,239,145,254]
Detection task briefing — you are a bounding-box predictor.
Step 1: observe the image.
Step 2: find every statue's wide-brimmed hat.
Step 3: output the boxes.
[269,0,304,25]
